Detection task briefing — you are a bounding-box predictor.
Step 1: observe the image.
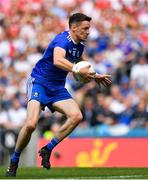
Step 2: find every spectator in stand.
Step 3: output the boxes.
[7,98,26,130]
[109,85,126,114]
[118,95,135,126]
[119,75,133,97]
[0,104,10,129]
[131,100,148,128]
[81,96,98,127]
[130,52,148,90]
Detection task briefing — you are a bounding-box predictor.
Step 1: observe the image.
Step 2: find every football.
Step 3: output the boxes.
[73,61,95,83]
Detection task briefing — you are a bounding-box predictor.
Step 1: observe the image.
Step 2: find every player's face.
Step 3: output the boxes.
[74,21,90,42]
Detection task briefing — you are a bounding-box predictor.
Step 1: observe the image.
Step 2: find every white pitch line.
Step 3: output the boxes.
[10,175,147,180]
[36,174,148,180]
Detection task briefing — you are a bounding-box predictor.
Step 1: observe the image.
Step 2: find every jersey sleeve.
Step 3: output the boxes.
[54,34,68,51]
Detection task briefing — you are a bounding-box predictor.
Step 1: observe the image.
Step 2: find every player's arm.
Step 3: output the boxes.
[53,47,95,79]
[80,52,112,86]
[94,73,112,87]
[79,52,111,86]
[54,47,73,72]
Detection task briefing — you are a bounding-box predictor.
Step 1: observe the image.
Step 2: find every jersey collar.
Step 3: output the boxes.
[68,31,79,45]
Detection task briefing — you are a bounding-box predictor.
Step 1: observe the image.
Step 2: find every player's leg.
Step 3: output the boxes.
[6,100,41,177]
[39,99,82,169]
[15,100,41,151]
[52,99,83,140]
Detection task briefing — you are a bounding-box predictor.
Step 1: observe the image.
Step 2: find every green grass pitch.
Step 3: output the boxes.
[0,167,148,179]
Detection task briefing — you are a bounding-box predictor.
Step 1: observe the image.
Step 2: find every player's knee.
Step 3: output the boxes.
[70,111,83,125]
[25,123,36,132]
[76,112,83,123]
[25,118,37,132]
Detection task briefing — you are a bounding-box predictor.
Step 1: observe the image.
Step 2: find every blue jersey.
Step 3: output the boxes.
[31,31,84,90]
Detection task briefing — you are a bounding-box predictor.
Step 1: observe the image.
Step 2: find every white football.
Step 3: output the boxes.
[73,61,95,83]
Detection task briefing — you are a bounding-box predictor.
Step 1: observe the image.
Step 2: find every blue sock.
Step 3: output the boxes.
[46,137,60,151]
[11,149,21,164]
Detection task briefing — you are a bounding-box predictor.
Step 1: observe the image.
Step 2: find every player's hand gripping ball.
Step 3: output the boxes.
[72,61,95,83]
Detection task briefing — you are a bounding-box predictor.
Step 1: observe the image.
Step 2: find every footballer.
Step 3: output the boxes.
[6,13,111,177]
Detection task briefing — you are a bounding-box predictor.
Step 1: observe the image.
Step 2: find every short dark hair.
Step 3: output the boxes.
[69,13,92,28]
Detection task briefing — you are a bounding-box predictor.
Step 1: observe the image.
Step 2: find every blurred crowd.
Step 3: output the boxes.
[0,0,148,139]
